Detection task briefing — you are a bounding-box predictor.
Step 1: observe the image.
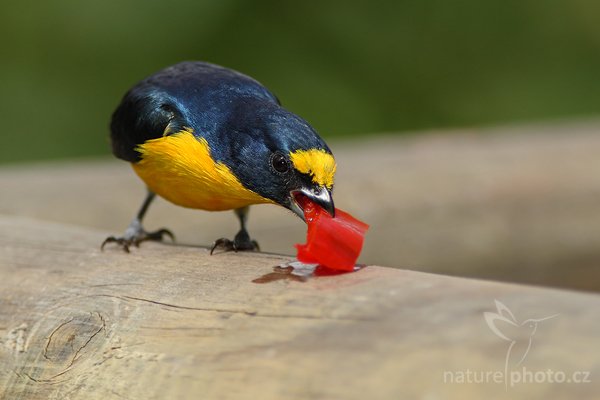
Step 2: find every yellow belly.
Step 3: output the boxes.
[132,130,272,211]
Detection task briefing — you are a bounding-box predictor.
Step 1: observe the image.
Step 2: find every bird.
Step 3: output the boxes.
[102,61,337,253]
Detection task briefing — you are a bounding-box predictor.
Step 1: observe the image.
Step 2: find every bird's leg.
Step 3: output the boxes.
[211,206,260,254]
[231,206,260,251]
[101,190,174,253]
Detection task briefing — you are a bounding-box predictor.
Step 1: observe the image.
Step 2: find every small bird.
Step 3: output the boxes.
[102,61,336,253]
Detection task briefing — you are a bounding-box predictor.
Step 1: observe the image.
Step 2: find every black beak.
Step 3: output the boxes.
[289,186,335,221]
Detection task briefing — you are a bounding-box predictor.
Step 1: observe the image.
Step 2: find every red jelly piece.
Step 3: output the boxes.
[295,197,369,271]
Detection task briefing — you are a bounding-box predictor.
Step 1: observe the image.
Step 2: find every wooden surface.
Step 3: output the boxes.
[1,122,600,291]
[1,215,599,399]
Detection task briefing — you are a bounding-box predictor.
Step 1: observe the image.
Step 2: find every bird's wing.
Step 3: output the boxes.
[109,61,279,163]
[109,84,187,162]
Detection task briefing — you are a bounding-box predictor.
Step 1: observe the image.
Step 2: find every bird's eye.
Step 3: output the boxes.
[271,153,289,173]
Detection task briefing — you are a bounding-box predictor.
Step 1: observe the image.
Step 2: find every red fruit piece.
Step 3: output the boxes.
[295,196,369,271]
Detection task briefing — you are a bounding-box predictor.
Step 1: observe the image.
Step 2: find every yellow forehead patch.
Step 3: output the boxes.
[289,149,336,188]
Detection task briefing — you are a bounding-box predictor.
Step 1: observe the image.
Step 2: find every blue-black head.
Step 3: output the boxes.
[216,97,337,219]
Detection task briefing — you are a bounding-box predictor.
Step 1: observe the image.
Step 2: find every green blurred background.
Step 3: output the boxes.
[1,0,600,164]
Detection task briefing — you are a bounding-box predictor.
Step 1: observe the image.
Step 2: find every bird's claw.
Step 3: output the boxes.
[210,237,260,255]
[101,228,175,253]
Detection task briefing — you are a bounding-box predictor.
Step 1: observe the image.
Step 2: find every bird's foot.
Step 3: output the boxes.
[210,229,259,255]
[101,221,175,253]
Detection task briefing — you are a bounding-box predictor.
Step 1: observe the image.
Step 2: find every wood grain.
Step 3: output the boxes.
[0,216,598,399]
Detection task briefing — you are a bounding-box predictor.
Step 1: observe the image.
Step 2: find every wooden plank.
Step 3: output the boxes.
[0,215,598,399]
[1,123,600,291]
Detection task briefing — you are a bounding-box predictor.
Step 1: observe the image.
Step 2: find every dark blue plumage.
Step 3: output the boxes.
[105,61,336,253]
[111,61,331,202]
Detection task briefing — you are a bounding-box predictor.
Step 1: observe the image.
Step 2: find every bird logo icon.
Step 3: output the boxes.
[484,300,558,388]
